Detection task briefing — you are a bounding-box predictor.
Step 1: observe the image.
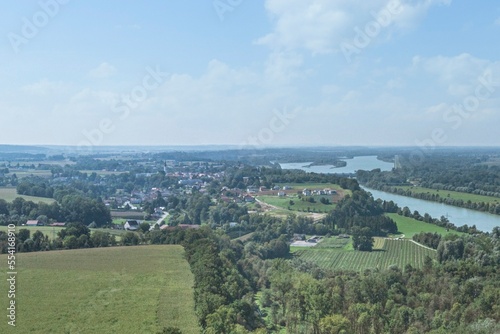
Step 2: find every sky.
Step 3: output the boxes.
[1,0,499,149]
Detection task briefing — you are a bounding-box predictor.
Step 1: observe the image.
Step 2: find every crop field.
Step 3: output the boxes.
[294,239,435,271]
[0,245,199,334]
[386,213,465,238]
[395,186,500,205]
[0,187,56,204]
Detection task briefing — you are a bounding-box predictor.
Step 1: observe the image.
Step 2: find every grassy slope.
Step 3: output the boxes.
[0,187,56,204]
[395,186,500,205]
[386,213,465,238]
[0,245,199,334]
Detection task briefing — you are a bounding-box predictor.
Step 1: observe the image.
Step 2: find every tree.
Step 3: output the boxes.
[139,222,151,234]
[160,327,182,334]
[352,227,374,251]
[121,232,139,246]
[319,314,349,334]
[18,229,30,243]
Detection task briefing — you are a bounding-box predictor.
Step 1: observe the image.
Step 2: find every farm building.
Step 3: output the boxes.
[124,220,139,231]
[26,220,44,226]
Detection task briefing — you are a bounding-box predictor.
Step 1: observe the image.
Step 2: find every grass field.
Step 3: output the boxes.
[0,187,56,204]
[0,245,199,334]
[395,186,500,205]
[0,225,129,242]
[257,183,350,214]
[386,213,465,238]
[294,238,435,271]
[257,195,335,213]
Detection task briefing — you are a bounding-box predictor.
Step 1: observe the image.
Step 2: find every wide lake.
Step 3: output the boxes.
[280,156,500,232]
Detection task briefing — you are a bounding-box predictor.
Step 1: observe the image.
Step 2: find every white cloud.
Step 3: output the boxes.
[257,0,451,54]
[88,62,117,79]
[413,53,500,97]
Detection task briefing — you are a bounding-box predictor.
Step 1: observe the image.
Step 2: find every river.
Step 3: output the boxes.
[280,156,500,233]
[279,155,394,174]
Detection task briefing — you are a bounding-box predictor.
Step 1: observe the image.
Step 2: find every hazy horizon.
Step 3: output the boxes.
[1,1,499,148]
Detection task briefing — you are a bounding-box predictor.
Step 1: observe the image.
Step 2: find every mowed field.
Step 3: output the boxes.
[0,245,199,334]
[0,187,56,204]
[386,213,465,238]
[394,186,500,205]
[294,238,435,271]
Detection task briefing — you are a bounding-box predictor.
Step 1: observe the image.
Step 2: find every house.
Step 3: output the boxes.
[26,220,43,226]
[283,185,292,190]
[302,189,312,196]
[243,195,256,203]
[124,220,139,231]
[229,222,239,228]
[247,186,258,193]
[259,186,268,192]
[277,191,286,197]
[272,186,280,190]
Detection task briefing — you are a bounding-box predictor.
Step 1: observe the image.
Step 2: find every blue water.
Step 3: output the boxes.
[280,156,500,232]
[280,155,394,174]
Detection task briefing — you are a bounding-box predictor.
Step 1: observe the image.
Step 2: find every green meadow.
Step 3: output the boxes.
[0,187,56,204]
[0,245,199,334]
[386,213,465,238]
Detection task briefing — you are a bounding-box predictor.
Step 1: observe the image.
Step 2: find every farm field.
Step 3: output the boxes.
[395,186,500,205]
[0,225,128,241]
[294,238,435,271]
[111,210,145,219]
[6,170,52,178]
[386,213,465,238]
[0,187,56,204]
[0,245,199,334]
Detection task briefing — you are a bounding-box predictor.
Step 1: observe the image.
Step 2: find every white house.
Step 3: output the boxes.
[124,220,139,231]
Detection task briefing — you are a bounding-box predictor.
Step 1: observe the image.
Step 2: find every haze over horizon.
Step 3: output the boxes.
[1,0,499,148]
